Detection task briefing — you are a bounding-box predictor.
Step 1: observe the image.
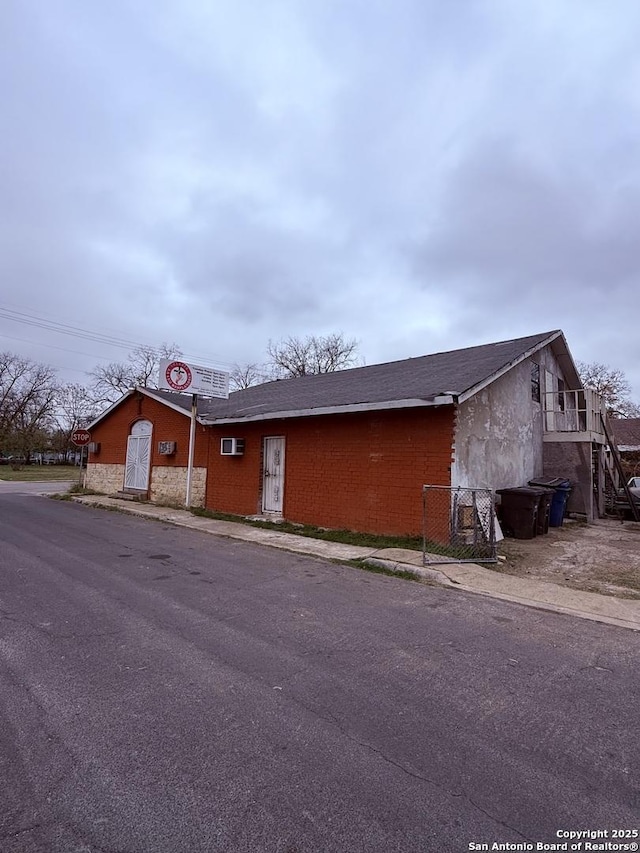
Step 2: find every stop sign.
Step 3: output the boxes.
[71,429,91,446]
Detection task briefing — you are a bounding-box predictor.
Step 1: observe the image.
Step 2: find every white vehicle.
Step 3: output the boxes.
[615,477,640,518]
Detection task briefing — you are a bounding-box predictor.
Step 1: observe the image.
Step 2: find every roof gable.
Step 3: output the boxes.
[86,386,192,431]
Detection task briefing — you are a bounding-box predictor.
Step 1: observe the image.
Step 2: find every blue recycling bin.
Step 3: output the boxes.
[549,484,571,526]
[529,478,571,527]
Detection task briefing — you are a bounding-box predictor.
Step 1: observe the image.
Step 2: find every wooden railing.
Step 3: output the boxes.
[543,388,606,435]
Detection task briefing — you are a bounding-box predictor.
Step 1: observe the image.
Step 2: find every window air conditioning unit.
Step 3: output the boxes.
[158,441,176,455]
[220,437,244,456]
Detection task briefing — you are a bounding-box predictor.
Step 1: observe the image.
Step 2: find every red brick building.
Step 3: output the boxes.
[86,330,600,534]
[85,391,211,506]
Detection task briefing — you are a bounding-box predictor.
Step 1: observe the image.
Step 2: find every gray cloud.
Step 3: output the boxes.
[1,0,639,397]
[416,141,640,291]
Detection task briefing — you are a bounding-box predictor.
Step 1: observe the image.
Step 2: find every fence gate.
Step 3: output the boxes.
[422,486,497,565]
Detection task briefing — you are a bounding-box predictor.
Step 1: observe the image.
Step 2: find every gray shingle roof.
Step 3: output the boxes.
[611,418,640,450]
[142,330,562,423]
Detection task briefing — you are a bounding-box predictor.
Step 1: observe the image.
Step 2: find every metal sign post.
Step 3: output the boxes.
[71,429,91,488]
[157,359,230,509]
[185,394,197,508]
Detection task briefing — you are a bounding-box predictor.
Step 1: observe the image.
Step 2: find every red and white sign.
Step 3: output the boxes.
[163,360,193,391]
[71,429,91,446]
[158,358,229,399]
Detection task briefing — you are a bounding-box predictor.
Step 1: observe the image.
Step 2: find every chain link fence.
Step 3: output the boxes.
[422,485,497,565]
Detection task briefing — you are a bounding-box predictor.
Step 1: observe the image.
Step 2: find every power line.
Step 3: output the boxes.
[0,304,238,369]
[0,332,116,373]
[1,332,122,361]
[0,307,143,350]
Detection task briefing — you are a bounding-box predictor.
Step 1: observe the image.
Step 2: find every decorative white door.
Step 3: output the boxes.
[124,420,152,490]
[262,437,285,513]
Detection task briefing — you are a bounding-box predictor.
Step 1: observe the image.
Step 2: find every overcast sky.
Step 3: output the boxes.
[2,0,640,399]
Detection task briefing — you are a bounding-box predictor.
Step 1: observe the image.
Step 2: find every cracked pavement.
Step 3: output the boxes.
[1,493,639,852]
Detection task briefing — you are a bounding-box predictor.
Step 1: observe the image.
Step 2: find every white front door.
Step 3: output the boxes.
[262,437,285,513]
[124,420,152,490]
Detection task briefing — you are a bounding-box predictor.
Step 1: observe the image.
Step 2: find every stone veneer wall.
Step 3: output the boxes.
[85,463,125,494]
[149,466,207,507]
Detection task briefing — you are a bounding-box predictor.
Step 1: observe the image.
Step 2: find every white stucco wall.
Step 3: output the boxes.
[452,346,567,491]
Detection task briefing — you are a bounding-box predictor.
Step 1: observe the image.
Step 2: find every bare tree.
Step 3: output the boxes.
[266,333,359,378]
[577,361,640,418]
[89,342,182,404]
[55,382,98,439]
[39,383,99,462]
[229,362,269,391]
[0,352,59,460]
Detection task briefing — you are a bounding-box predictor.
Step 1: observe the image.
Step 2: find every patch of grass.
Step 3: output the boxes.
[50,485,102,501]
[347,558,423,582]
[565,579,640,600]
[63,497,135,517]
[189,506,423,551]
[0,464,79,482]
[484,558,519,575]
[423,539,497,562]
[590,567,640,593]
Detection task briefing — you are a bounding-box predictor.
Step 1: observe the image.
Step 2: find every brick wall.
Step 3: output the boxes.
[86,392,210,504]
[207,427,264,516]
[206,407,455,536]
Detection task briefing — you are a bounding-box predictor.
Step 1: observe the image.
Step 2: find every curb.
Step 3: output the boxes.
[363,558,640,631]
[69,496,640,633]
[362,557,458,588]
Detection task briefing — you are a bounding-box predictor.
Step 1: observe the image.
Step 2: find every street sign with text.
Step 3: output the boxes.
[158,359,229,398]
[71,429,91,446]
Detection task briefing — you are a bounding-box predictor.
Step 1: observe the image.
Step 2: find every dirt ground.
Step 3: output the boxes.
[496,516,640,600]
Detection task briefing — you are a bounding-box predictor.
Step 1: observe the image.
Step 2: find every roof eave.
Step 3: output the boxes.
[86,389,137,431]
[457,331,564,404]
[86,386,196,431]
[202,395,456,425]
[137,387,202,419]
[549,332,582,389]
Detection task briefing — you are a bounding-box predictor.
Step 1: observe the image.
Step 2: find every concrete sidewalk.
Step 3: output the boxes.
[71,495,640,633]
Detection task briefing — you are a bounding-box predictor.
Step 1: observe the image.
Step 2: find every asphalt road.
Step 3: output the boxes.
[0,479,74,496]
[0,495,638,853]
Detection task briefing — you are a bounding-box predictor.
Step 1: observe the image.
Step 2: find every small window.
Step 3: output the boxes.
[557,378,565,411]
[531,363,540,403]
